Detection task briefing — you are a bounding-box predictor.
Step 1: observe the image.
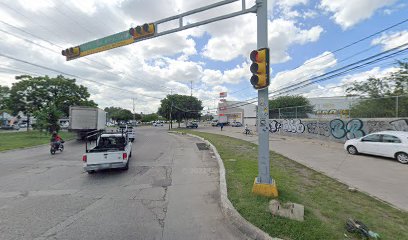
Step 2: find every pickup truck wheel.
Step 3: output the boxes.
[123,162,129,170]
[87,170,96,174]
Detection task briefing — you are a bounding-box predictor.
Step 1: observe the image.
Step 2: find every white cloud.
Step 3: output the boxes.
[202,16,323,63]
[372,30,408,50]
[270,51,337,92]
[320,0,396,30]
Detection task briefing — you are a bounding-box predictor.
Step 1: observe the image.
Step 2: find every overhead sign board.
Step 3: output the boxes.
[63,23,156,61]
[79,31,133,57]
[219,92,227,98]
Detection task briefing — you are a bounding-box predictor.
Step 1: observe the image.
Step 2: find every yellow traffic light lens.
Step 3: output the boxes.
[250,63,266,74]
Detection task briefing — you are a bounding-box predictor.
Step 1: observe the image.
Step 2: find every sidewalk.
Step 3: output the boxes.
[194,126,408,211]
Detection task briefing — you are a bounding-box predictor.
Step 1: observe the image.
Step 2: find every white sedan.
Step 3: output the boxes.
[344,131,408,164]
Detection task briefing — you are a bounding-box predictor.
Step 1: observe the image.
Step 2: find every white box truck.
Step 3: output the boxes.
[69,106,106,140]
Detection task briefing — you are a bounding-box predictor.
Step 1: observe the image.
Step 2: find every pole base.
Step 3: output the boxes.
[252,177,278,197]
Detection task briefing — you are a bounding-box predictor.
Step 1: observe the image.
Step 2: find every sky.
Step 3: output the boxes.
[0,0,407,114]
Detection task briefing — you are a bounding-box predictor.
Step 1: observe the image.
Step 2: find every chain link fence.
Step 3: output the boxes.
[270,95,408,119]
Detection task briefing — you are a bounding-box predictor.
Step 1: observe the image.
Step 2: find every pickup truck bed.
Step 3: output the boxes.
[83,133,132,173]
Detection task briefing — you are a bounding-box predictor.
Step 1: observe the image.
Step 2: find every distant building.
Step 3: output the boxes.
[307,96,360,119]
[217,101,257,126]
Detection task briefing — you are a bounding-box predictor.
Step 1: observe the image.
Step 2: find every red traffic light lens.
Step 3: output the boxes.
[129,28,135,36]
[250,50,258,62]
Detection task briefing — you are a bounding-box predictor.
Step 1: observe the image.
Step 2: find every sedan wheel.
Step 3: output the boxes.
[347,145,358,155]
[396,152,408,164]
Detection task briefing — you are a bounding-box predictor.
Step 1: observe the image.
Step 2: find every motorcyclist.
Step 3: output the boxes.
[50,131,63,149]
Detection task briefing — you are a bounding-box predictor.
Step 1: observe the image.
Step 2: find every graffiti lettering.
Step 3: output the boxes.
[330,119,346,139]
[270,118,407,141]
[389,119,408,131]
[269,120,281,133]
[281,119,305,133]
[330,119,365,139]
[346,119,365,139]
[306,122,330,137]
[367,120,389,133]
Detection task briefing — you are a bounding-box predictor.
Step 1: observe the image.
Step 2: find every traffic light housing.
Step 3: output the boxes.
[250,48,270,90]
[61,46,80,60]
[129,23,155,40]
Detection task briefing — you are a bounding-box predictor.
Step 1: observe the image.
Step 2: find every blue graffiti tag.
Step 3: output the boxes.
[330,119,346,139]
[330,118,365,139]
[346,119,365,139]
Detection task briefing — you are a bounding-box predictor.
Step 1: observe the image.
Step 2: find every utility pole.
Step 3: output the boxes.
[169,102,173,130]
[251,0,278,197]
[132,98,136,124]
[190,80,193,96]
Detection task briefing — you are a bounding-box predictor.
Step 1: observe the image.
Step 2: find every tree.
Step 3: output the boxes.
[104,107,133,122]
[269,95,313,119]
[33,104,63,133]
[141,113,159,122]
[158,94,203,127]
[8,75,97,117]
[346,61,408,118]
[0,85,10,111]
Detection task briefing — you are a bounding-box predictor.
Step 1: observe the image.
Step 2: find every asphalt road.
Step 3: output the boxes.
[0,127,245,240]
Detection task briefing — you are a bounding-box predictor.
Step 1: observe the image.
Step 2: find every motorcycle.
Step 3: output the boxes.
[50,141,64,155]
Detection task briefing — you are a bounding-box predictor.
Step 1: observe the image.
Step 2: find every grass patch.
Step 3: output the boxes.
[177,130,408,240]
[0,131,75,152]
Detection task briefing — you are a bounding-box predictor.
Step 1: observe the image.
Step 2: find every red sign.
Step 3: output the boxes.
[219,114,225,116]
[219,92,227,98]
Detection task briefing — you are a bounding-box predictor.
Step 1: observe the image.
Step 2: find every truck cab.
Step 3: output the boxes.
[83,132,132,173]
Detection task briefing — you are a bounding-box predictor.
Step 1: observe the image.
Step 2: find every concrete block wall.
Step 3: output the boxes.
[268,118,408,142]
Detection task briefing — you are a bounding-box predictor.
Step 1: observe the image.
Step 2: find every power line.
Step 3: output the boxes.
[0,53,163,100]
[0,22,172,93]
[224,42,408,110]
[184,44,408,113]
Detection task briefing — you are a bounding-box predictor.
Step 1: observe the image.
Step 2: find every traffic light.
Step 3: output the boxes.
[129,23,155,40]
[249,48,270,90]
[61,46,80,60]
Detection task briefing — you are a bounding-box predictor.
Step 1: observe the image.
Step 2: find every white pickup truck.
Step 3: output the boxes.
[83,132,132,174]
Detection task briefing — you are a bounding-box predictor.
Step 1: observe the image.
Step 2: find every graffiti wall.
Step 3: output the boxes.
[269,118,408,142]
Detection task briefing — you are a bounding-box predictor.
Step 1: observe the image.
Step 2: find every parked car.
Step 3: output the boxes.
[211,120,218,126]
[186,122,198,128]
[153,122,163,127]
[231,122,243,127]
[344,131,408,164]
[19,123,28,128]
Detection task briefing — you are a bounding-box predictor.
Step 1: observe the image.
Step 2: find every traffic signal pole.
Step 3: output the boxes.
[62,0,277,197]
[252,0,278,197]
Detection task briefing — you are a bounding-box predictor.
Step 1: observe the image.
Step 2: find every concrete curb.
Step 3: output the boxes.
[168,131,280,240]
